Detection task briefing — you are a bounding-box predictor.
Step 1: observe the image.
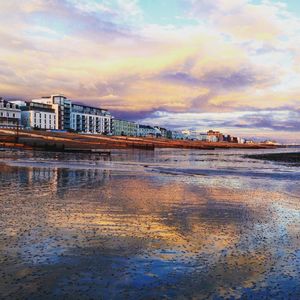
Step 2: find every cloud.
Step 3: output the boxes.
[187,0,294,42]
[232,110,300,132]
[161,66,275,90]
[136,109,300,142]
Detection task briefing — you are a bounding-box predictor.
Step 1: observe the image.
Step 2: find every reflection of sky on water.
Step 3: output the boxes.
[0,149,299,299]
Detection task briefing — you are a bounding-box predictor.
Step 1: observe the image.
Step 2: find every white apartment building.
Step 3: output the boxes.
[10,101,56,130]
[0,99,21,128]
[22,108,56,130]
[71,103,112,134]
[10,95,113,133]
[32,95,71,130]
[181,130,209,141]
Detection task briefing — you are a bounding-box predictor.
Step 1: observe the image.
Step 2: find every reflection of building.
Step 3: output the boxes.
[71,103,112,134]
[32,95,71,130]
[0,161,112,197]
[0,99,21,128]
[113,119,138,136]
[11,101,56,130]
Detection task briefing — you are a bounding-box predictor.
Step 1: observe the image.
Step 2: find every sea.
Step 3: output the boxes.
[0,148,299,299]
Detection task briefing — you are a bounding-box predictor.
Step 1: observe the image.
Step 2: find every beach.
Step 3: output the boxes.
[0,148,299,299]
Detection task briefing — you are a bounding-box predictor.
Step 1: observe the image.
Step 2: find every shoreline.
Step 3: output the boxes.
[0,129,278,152]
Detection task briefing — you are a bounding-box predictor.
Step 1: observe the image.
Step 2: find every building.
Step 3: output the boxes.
[223,135,229,142]
[32,95,71,130]
[154,126,168,138]
[245,139,255,144]
[197,133,209,141]
[113,119,138,136]
[16,101,56,130]
[172,131,187,140]
[181,129,191,138]
[166,130,173,139]
[237,137,245,144]
[207,130,224,142]
[207,135,218,142]
[71,103,112,134]
[180,130,208,141]
[0,99,21,128]
[138,124,157,137]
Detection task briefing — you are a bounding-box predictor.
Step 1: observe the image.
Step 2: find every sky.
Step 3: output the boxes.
[0,0,300,142]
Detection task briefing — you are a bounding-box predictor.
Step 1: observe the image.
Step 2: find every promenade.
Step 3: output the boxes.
[0,129,277,152]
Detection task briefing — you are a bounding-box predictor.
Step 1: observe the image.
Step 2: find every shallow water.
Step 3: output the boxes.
[0,148,299,299]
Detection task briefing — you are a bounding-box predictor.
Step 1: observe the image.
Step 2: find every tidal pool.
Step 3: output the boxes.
[0,148,299,299]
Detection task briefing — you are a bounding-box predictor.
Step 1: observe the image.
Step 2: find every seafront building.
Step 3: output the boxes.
[113,119,138,136]
[32,95,71,131]
[172,131,187,140]
[154,126,168,138]
[0,99,21,129]
[10,101,56,130]
[71,103,112,134]
[207,130,224,142]
[31,95,112,134]
[181,130,209,141]
[179,129,247,144]
[138,124,157,137]
[2,94,250,143]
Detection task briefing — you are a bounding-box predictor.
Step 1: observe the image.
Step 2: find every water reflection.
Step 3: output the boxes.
[0,150,299,299]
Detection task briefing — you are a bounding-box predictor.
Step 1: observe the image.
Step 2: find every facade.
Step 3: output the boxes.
[223,135,238,143]
[166,130,173,139]
[181,129,191,138]
[113,119,138,136]
[207,135,219,142]
[71,103,112,134]
[196,133,208,141]
[207,130,224,142]
[172,131,187,140]
[223,135,231,142]
[19,102,56,130]
[154,126,168,138]
[32,95,71,130]
[138,124,157,137]
[0,99,21,128]
[181,130,208,141]
[245,139,255,144]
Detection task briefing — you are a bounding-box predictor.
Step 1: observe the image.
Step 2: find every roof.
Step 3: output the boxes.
[139,124,155,129]
[0,99,19,109]
[72,102,107,112]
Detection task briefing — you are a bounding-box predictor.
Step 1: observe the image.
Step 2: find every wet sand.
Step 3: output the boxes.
[0,149,299,299]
